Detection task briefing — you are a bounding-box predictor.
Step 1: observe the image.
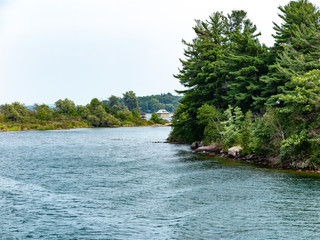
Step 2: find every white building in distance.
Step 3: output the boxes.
[156,109,170,118]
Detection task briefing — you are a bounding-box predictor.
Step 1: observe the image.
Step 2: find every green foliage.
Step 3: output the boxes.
[239,111,253,154]
[106,95,120,108]
[220,106,244,148]
[138,93,181,113]
[279,130,310,165]
[86,98,121,127]
[197,104,223,144]
[249,117,275,156]
[103,92,181,114]
[116,110,133,121]
[0,102,32,122]
[307,135,320,168]
[87,115,100,127]
[263,108,286,141]
[171,1,320,169]
[34,104,53,121]
[87,98,102,113]
[0,119,90,131]
[132,110,140,119]
[171,102,205,143]
[0,104,21,121]
[262,0,320,106]
[307,151,320,169]
[222,11,269,112]
[104,95,128,111]
[123,91,139,111]
[150,113,160,124]
[0,91,169,131]
[278,70,320,115]
[36,108,51,121]
[101,114,120,127]
[76,105,90,118]
[55,98,76,116]
[171,10,267,142]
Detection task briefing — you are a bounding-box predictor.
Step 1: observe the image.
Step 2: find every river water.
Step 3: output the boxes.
[0,127,319,239]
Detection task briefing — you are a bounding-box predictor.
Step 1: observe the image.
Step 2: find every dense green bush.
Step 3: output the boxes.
[150,113,160,124]
[87,115,100,127]
[279,130,310,167]
[101,114,120,127]
[197,104,223,145]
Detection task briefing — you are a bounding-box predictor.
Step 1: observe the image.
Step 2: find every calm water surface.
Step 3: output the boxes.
[0,127,319,239]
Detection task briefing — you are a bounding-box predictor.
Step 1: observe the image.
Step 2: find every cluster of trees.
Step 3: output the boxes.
[103,91,139,113]
[170,0,320,169]
[0,91,168,131]
[0,100,89,131]
[103,91,181,113]
[138,93,182,113]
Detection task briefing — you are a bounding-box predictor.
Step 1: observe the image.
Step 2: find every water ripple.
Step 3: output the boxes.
[0,127,320,239]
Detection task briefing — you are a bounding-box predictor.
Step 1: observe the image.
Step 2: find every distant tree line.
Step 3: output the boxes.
[137,93,182,113]
[0,91,170,131]
[103,92,181,113]
[169,0,320,170]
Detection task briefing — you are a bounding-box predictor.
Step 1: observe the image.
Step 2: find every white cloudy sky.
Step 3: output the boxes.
[0,0,318,105]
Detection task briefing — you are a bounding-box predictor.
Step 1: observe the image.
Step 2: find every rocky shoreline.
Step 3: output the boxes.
[190,141,320,172]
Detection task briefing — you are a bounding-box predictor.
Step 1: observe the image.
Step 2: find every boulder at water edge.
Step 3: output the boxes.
[194,143,222,153]
[228,146,243,158]
[191,141,204,149]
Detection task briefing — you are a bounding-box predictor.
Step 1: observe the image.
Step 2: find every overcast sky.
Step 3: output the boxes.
[0,0,318,105]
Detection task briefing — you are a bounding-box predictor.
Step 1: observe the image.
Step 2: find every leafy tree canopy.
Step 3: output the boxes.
[123,91,139,111]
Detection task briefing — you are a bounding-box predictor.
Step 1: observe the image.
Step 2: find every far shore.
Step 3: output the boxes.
[0,123,172,132]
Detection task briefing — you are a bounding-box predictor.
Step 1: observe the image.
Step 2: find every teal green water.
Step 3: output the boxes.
[0,127,319,239]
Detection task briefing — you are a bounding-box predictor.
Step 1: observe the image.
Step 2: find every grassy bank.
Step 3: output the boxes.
[0,119,169,132]
[0,120,91,132]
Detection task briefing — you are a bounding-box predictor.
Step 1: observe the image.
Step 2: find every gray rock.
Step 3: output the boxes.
[194,143,222,153]
[191,141,204,149]
[228,146,243,158]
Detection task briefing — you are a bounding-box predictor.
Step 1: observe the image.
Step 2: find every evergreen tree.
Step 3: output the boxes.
[261,0,320,106]
[171,12,230,142]
[171,10,264,142]
[222,11,269,112]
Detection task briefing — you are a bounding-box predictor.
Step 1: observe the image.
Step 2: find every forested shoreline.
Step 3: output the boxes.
[169,0,320,170]
[138,93,181,113]
[0,91,172,131]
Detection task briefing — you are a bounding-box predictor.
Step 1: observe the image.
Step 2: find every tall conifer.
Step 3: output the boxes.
[261,0,320,106]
